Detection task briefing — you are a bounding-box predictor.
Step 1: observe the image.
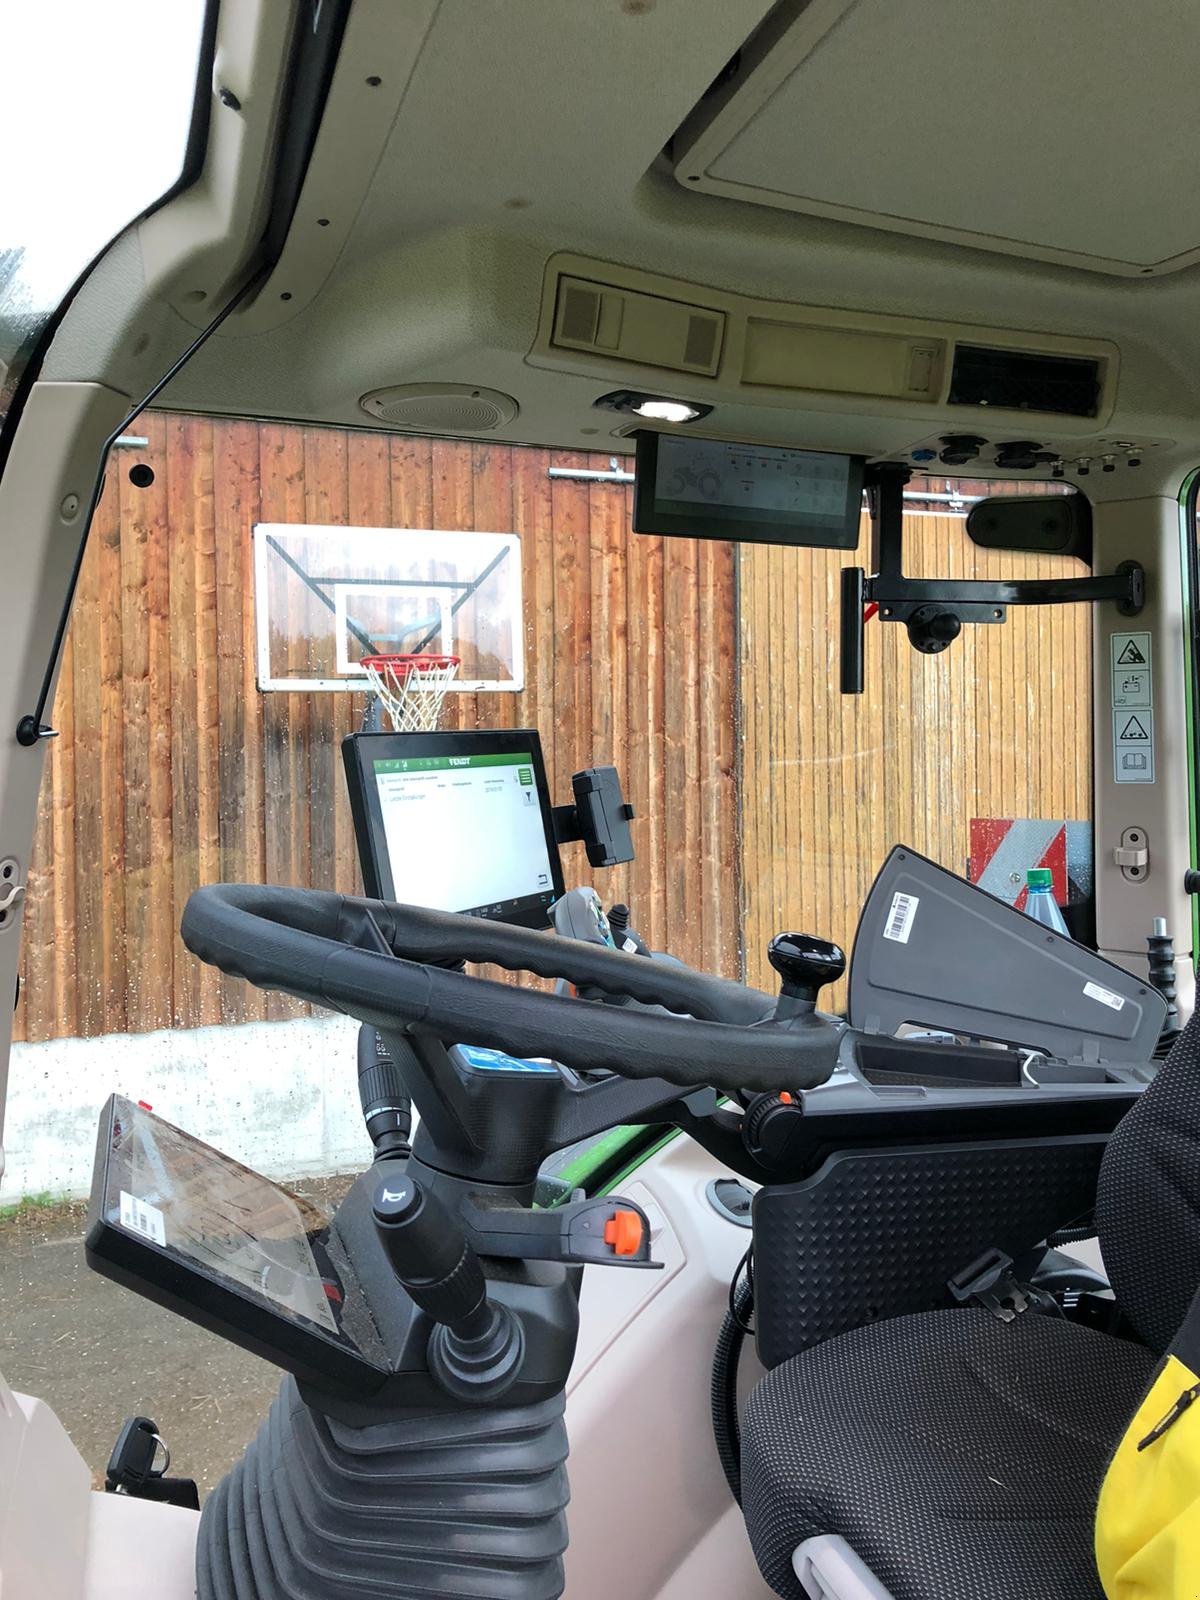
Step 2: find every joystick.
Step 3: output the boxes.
[374,1174,524,1400]
[768,933,846,1019]
[740,934,848,1173]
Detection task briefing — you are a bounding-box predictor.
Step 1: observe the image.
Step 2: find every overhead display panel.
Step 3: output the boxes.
[633,432,864,548]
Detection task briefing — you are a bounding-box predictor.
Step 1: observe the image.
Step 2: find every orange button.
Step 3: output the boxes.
[603,1209,644,1257]
[779,1092,794,1105]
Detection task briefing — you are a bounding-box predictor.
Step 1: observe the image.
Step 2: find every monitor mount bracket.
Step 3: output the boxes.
[840,463,1145,694]
[552,767,636,869]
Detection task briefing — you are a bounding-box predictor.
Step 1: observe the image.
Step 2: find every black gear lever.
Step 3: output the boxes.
[768,933,846,1020]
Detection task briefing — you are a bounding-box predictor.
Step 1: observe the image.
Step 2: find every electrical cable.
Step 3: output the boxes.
[16,264,269,746]
[713,1248,755,1504]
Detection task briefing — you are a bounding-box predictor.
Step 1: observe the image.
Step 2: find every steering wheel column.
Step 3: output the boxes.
[181,884,846,1600]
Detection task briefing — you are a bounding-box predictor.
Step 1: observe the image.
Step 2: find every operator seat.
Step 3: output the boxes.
[739,1007,1200,1600]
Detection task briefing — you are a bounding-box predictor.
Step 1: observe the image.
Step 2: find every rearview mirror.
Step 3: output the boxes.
[966,493,1091,562]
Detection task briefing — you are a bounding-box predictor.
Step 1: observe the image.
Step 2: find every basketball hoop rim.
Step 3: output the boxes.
[360,652,461,682]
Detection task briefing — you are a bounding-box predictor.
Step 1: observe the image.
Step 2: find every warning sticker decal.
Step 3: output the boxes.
[1113,666,1151,709]
[1113,708,1155,784]
[1111,633,1154,783]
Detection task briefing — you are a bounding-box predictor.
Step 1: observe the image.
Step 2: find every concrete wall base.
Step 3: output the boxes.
[1,1015,365,1205]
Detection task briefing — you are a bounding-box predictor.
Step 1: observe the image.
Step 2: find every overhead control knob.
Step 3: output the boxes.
[993,440,1045,472]
[767,933,846,1019]
[938,433,987,467]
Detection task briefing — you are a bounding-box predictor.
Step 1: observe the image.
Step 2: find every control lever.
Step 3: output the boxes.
[767,933,846,1021]
[551,891,678,1014]
[373,1175,523,1400]
[607,903,651,957]
[461,1192,662,1270]
[741,929,846,1175]
[1148,917,1180,1046]
[551,886,616,948]
[357,1025,413,1161]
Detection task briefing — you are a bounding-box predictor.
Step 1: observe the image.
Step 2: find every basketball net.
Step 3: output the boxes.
[360,654,460,732]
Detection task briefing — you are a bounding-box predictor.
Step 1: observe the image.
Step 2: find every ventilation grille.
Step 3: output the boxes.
[948,345,1102,419]
[550,275,724,377]
[359,384,518,434]
[558,283,601,346]
[683,313,720,372]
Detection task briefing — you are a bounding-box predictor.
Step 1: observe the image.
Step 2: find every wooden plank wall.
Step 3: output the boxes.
[20,424,1091,1042]
[739,501,1093,1001]
[19,417,738,1042]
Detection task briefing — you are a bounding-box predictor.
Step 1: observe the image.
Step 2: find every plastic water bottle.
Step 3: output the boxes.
[1024,867,1070,937]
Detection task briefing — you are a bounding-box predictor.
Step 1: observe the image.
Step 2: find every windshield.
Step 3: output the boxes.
[0,0,207,427]
[1,421,1100,1480]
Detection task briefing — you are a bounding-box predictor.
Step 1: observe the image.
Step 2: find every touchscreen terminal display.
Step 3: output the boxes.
[342,729,565,927]
[633,431,865,549]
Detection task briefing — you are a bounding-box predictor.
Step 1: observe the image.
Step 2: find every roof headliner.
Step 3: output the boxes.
[119,0,1200,495]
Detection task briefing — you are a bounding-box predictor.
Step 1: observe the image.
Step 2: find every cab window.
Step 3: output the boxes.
[739,475,1092,999]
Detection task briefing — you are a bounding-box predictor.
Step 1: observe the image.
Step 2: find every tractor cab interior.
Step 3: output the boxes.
[4,4,1200,1600]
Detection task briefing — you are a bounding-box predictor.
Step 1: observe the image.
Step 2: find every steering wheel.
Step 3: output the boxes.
[181,885,842,1097]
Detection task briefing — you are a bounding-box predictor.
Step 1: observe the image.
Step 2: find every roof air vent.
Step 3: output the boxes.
[948,346,1102,419]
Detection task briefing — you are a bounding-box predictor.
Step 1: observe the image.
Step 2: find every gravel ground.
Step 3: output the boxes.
[0,1174,355,1495]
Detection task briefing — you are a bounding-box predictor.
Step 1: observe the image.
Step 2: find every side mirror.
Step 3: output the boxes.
[966,493,1091,562]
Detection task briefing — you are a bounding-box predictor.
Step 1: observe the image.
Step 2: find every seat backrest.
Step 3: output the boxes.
[1096,1008,1200,1353]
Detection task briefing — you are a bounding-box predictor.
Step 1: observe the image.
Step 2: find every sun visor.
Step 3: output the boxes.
[849,847,1165,1062]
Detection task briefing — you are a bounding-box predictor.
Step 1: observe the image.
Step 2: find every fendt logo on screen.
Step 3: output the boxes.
[448,758,471,766]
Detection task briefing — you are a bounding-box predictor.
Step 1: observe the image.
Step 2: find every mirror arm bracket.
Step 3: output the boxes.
[841,463,1144,693]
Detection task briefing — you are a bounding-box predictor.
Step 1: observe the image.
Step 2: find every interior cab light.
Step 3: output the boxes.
[635,399,702,423]
[593,389,712,424]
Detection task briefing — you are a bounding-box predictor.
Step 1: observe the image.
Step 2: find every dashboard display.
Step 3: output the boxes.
[633,432,864,549]
[86,1096,388,1392]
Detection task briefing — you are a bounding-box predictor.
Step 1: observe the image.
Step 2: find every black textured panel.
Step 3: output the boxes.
[947,344,1101,418]
[741,1307,1156,1600]
[1096,1009,1200,1353]
[196,1377,569,1599]
[753,1135,1105,1369]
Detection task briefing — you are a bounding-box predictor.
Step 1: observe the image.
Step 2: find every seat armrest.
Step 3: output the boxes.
[794,1535,897,1600]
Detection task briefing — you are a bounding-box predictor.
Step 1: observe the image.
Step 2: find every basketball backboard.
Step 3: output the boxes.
[253,525,523,692]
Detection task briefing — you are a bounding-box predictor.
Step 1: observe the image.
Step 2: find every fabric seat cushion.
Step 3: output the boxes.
[1096,1012,1200,1355]
[740,1306,1157,1600]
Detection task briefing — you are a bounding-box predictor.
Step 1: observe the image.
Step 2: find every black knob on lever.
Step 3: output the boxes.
[768,933,846,1020]
[374,1175,523,1400]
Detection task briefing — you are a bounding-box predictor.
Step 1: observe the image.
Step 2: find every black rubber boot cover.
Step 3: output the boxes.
[196,1376,570,1599]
